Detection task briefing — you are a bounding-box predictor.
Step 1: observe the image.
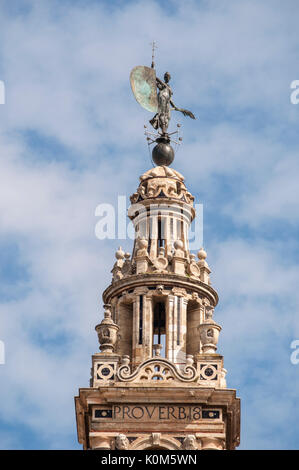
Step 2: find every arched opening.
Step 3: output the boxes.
[153,301,166,357]
[186,298,202,357]
[116,301,133,357]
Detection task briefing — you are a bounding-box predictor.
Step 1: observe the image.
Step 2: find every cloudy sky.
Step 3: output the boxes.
[0,0,298,449]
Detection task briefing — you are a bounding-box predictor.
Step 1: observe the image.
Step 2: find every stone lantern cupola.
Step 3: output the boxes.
[75,164,240,451]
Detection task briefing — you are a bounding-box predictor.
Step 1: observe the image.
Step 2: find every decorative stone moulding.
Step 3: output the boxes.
[95,304,119,353]
[130,435,181,450]
[130,166,194,205]
[90,436,111,450]
[197,248,211,284]
[152,247,168,272]
[187,253,201,277]
[201,437,224,450]
[120,355,130,367]
[91,353,224,387]
[117,357,197,383]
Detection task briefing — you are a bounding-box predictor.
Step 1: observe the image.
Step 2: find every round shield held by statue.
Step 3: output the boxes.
[130,66,158,113]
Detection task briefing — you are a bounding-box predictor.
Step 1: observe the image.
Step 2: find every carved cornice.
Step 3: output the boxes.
[130,166,194,206]
[102,273,219,306]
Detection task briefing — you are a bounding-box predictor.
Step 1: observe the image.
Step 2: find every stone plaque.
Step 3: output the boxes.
[113,404,202,422]
[93,404,222,423]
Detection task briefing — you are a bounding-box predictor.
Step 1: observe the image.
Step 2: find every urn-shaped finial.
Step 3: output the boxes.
[198,308,222,354]
[95,304,119,353]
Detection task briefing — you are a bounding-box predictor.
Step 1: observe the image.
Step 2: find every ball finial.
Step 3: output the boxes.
[152,137,174,166]
[115,247,125,260]
[197,247,207,260]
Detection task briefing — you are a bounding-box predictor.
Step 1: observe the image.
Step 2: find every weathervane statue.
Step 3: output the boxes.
[130,42,196,166]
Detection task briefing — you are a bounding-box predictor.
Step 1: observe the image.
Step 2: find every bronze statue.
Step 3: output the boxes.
[150,71,195,134]
[129,45,196,166]
[130,67,195,135]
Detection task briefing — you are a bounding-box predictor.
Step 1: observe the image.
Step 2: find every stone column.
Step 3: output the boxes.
[132,288,149,366]
[150,214,158,259]
[166,294,188,364]
[132,296,139,366]
[144,294,153,359]
[175,297,187,363]
[186,301,203,357]
[166,295,175,362]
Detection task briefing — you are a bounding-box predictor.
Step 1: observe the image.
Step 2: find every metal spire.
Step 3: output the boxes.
[150,40,157,69]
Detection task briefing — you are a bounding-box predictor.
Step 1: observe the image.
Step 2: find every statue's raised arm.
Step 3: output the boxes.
[170,99,196,120]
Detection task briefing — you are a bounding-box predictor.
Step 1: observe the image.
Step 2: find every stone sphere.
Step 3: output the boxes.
[152,141,174,166]
[138,238,148,249]
[197,247,207,260]
[174,239,184,250]
[115,247,125,259]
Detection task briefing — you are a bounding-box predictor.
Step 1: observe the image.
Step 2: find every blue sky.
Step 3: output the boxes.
[0,0,298,449]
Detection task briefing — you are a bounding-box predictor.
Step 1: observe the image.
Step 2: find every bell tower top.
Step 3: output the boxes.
[102,162,218,367]
[74,57,240,451]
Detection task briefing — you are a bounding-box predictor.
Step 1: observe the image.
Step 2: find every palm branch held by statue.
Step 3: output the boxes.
[149,72,196,134]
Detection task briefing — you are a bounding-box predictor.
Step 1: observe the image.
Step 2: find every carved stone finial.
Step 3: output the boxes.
[197,248,211,284]
[95,305,119,353]
[197,247,207,260]
[198,314,222,354]
[174,239,184,254]
[111,248,125,281]
[135,238,149,274]
[115,247,125,260]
